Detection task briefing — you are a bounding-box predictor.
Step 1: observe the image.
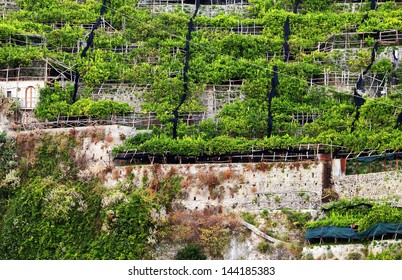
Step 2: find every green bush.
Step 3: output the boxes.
[176,244,207,260]
[282,209,312,229]
[257,241,274,254]
[241,211,258,226]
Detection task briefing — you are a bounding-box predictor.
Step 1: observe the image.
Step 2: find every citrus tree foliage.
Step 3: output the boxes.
[367,246,402,260]
[358,204,402,231]
[0,0,401,153]
[46,25,85,48]
[35,86,132,120]
[0,46,43,68]
[34,84,74,120]
[307,199,402,231]
[15,0,99,22]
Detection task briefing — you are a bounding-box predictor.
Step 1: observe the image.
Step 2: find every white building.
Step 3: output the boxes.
[0,61,54,110]
[0,80,45,109]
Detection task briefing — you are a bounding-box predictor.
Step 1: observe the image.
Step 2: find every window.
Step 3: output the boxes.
[6,91,12,98]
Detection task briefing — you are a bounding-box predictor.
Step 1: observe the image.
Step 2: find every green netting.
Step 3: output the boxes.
[306,223,402,241]
[305,226,359,240]
[356,152,402,163]
[357,223,402,239]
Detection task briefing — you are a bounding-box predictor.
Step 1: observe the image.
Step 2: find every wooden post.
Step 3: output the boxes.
[45,58,48,82]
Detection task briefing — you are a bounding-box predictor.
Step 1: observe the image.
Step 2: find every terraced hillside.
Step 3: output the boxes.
[0,0,402,260]
[0,0,401,152]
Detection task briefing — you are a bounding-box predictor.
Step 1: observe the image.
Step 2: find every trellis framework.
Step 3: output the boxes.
[136,0,249,17]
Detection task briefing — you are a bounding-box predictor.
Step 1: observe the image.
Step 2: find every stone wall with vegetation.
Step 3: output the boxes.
[103,161,323,212]
[333,171,402,206]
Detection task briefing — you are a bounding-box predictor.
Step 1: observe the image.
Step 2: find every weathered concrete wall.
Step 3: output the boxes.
[333,171,402,206]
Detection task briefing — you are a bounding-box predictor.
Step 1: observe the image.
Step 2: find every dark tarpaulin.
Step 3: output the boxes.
[356,152,402,163]
[393,50,399,69]
[305,226,359,240]
[351,70,366,132]
[358,223,402,239]
[361,13,369,24]
[284,16,290,41]
[283,41,290,62]
[73,0,108,103]
[293,0,300,14]
[363,41,379,75]
[322,203,373,212]
[172,0,201,139]
[371,0,376,10]
[351,87,365,133]
[269,66,279,99]
[356,75,365,92]
[351,106,360,133]
[393,50,399,62]
[267,115,273,138]
[394,112,402,129]
[267,66,278,138]
[306,223,402,241]
[353,88,365,107]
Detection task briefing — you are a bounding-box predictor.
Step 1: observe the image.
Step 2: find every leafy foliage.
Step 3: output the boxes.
[0,177,102,259]
[307,199,402,231]
[282,209,312,229]
[0,132,17,183]
[0,0,400,156]
[0,130,186,259]
[35,86,132,120]
[90,193,153,260]
[176,244,207,260]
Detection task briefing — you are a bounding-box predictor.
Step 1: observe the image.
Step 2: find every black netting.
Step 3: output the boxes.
[73,0,108,103]
[293,0,300,14]
[172,0,201,139]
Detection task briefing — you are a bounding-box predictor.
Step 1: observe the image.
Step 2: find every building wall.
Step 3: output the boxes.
[0,80,45,109]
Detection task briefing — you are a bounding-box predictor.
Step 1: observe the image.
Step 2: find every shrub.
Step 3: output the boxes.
[257,241,274,254]
[176,244,207,260]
